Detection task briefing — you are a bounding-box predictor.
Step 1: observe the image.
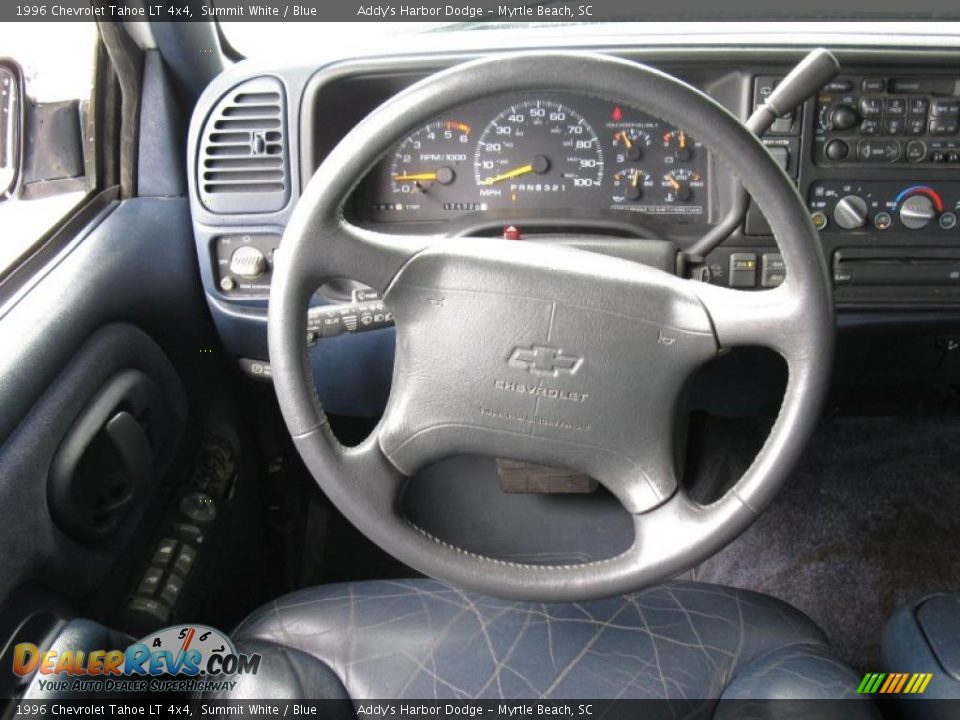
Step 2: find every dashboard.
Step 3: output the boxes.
[186,36,960,417]
[354,93,708,224]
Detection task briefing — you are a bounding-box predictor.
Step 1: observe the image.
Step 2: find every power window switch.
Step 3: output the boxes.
[173,545,198,577]
[137,566,164,597]
[160,573,185,608]
[173,522,204,545]
[761,253,787,288]
[729,253,759,288]
[128,597,171,624]
[152,538,178,568]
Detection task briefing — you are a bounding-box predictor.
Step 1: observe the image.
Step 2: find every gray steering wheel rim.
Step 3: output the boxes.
[268,51,833,601]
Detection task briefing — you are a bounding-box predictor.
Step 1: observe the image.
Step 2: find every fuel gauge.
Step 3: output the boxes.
[612,129,652,163]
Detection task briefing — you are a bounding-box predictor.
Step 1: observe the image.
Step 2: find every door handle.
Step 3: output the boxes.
[103,410,153,499]
[49,370,160,543]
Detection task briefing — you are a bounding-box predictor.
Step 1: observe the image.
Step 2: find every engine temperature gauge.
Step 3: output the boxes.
[663,168,704,203]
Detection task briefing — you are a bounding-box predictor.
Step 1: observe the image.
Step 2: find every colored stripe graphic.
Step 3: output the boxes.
[894,674,909,693]
[858,672,932,694]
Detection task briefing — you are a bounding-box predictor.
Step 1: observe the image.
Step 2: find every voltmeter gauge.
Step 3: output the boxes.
[663,129,700,163]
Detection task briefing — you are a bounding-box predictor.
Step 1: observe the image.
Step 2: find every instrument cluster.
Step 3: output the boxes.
[355,93,709,226]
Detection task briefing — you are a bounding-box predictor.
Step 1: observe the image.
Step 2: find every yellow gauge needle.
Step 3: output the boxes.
[392,172,439,182]
[665,174,681,191]
[481,163,535,186]
[617,131,633,150]
[678,131,687,150]
[631,170,641,188]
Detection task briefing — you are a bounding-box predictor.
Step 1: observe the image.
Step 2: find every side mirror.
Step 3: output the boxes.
[0,59,24,201]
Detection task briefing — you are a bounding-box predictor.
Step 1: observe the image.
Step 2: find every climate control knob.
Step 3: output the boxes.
[229,246,268,280]
[899,194,937,230]
[834,195,868,230]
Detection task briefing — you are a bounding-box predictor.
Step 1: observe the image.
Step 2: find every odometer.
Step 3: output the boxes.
[473,100,603,206]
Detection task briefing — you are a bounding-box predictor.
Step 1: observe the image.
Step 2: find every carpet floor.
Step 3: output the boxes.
[695,414,960,671]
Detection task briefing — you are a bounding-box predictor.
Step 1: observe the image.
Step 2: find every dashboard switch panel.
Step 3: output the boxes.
[729,253,758,288]
[213,233,280,296]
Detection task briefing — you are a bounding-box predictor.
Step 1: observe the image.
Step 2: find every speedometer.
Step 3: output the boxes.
[473,100,603,204]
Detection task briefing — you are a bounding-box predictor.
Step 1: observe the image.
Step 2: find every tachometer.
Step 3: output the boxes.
[385,120,473,211]
[473,100,603,204]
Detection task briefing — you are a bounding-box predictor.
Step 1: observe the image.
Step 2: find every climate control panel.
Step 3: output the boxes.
[808,181,960,234]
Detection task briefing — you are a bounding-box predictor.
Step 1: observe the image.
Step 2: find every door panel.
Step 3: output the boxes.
[0,196,218,623]
[0,323,186,601]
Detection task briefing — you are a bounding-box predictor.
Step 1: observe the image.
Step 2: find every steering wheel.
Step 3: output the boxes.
[268,52,833,601]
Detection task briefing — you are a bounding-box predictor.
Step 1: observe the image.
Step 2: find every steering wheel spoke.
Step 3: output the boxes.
[690,280,808,358]
[285,213,430,294]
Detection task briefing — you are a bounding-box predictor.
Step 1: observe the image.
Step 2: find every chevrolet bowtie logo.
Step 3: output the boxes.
[508,345,582,377]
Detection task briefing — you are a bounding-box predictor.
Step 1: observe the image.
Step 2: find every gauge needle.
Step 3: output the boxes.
[665,174,681,190]
[481,163,535,186]
[617,131,633,149]
[482,156,550,186]
[393,166,455,186]
[631,170,641,188]
[678,131,687,149]
[393,172,439,181]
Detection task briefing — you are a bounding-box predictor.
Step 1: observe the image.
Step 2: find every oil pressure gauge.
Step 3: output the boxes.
[612,168,653,202]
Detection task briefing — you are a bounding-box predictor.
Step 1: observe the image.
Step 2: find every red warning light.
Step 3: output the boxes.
[611,106,623,122]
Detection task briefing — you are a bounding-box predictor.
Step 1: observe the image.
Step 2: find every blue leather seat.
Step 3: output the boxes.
[883,593,960,718]
[213,578,877,711]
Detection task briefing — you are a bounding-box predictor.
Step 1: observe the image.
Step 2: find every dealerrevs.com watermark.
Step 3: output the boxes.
[12,625,260,695]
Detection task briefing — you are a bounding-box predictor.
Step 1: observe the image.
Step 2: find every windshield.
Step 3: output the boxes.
[221,22,453,57]
[222,20,960,59]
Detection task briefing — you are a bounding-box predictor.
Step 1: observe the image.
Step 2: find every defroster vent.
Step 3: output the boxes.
[198,77,289,214]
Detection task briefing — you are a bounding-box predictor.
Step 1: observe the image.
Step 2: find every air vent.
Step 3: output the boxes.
[198,77,289,214]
